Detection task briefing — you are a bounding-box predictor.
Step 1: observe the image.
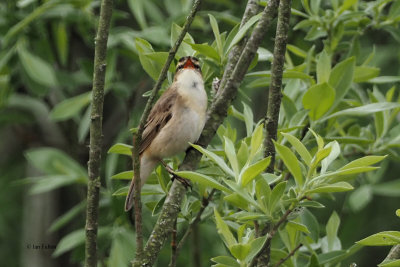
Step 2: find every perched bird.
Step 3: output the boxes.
[125,56,207,211]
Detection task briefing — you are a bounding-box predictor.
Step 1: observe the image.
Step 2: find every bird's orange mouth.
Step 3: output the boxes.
[183,58,196,69]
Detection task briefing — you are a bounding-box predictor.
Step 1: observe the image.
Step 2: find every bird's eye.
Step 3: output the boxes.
[177,65,184,70]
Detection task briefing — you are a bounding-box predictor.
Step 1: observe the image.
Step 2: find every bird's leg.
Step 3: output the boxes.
[160,160,192,189]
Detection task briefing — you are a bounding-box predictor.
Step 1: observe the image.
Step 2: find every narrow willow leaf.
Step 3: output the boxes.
[186,42,220,61]
[245,236,268,263]
[326,211,340,251]
[287,221,311,234]
[226,13,262,53]
[274,141,303,186]
[211,256,240,267]
[269,181,286,212]
[208,14,223,56]
[353,66,380,83]
[317,50,331,83]
[191,144,235,177]
[50,92,91,121]
[18,47,58,88]
[306,182,353,194]
[303,83,335,120]
[108,143,133,156]
[214,209,237,248]
[175,171,231,193]
[321,141,340,174]
[111,171,133,180]
[322,102,400,121]
[339,155,387,170]
[250,123,263,159]
[224,137,239,177]
[328,57,355,110]
[229,243,251,261]
[240,157,271,187]
[281,132,312,166]
[357,231,400,246]
[243,102,254,137]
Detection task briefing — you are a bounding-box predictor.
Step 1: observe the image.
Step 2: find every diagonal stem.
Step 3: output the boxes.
[131,0,203,264]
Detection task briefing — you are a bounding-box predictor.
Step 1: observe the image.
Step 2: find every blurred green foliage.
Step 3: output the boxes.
[1,0,400,266]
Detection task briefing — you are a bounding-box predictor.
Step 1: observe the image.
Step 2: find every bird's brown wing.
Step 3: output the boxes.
[139,86,178,155]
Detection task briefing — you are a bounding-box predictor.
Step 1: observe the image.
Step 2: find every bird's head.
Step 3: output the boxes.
[175,56,201,74]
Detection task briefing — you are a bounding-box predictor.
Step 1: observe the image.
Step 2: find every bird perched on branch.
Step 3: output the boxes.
[125,56,207,211]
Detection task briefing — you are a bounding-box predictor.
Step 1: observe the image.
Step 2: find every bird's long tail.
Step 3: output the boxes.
[124,155,157,211]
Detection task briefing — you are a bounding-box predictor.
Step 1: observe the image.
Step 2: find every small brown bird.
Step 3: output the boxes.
[125,56,207,211]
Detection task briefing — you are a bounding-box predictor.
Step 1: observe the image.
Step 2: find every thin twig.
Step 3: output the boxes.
[169,189,216,267]
[249,208,294,267]
[131,0,203,265]
[273,243,303,267]
[84,0,113,266]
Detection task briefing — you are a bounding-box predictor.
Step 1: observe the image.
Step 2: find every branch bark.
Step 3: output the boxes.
[257,0,292,266]
[84,0,113,266]
[135,0,280,266]
[131,0,203,264]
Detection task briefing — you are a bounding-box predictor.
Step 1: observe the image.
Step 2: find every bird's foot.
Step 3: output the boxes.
[160,160,192,190]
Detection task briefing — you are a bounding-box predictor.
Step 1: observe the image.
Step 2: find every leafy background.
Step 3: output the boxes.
[0,0,400,266]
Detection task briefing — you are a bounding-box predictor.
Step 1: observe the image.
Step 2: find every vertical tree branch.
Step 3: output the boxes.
[258,1,292,265]
[264,0,292,172]
[131,0,203,264]
[84,0,113,266]
[136,1,280,266]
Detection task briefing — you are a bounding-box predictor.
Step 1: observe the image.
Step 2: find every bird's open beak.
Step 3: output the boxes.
[183,58,196,69]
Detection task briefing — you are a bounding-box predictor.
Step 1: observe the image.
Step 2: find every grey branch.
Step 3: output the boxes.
[131,0,203,265]
[84,0,113,266]
[258,0,292,265]
[135,0,280,266]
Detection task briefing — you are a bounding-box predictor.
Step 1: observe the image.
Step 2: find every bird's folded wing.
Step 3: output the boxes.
[139,86,178,155]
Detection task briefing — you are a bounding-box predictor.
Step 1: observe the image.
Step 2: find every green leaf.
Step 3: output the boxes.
[214,209,237,248]
[339,155,387,170]
[28,175,82,194]
[256,177,271,210]
[112,186,128,196]
[269,181,286,212]
[49,201,86,233]
[396,209,400,218]
[240,157,271,187]
[135,38,158,80]
[287,221,311,234]
[175,171,231,193]
[274,141,303,186]
[309,128,324,150]
[306,182,353,194]
[108,143,133,156]
[326,211,340,251]
[250,123,263,159]
[224,137,239,177]
[287,44,307,58]
[211,256,240,267]
[321,141,340,174]
[243,102,254,137]
[224,193,249,210]
[208,14,223,56]
[368,76,400,84]
[322,102,400,121]
[301,208,319,242]
[53,21,68,66]
[25,147,87,177]
[245,236,268,262]
[226,13,262,53]
[349,185,372,212]
[357,231,400,246]
[186,42,220,61]
[111,171,133,180]
[18,46,58,88]
[191,144,235,177]
[328,57,355,110]
[53,227,111,257]
[373,180,400,197]
[229,243,250,261]
[353,66,380,83]
[170,23,194,59]
[128,0,147,29]
[303,83,335,120]
[281,132,312,166]
[50,92,91,121]
[317,50,331,83]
